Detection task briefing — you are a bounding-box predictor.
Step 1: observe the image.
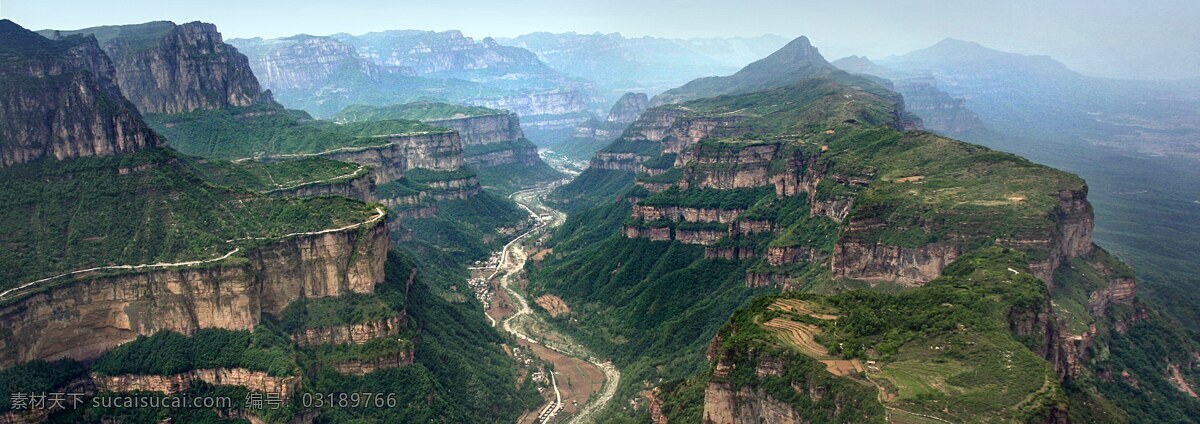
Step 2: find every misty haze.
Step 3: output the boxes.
[1,1,1199,423]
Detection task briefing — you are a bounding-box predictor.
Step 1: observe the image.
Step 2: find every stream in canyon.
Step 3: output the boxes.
[484,183,620,424]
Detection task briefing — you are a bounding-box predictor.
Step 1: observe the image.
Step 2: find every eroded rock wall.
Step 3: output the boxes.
[0,221,388,367]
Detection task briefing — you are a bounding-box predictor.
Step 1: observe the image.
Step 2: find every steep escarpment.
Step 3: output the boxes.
[607,92,649,124]
[0,20,159,166]
[321,130,464,183]
[831,55,985,136]
[328,102,561,191]
[43,21,268,114]
[0,219,388,367]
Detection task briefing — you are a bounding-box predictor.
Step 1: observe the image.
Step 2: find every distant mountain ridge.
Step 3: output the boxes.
[498,32,789,96]
[650,36,870,106]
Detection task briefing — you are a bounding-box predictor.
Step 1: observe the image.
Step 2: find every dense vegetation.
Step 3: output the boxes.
[474,159,565,195]
[145,103,446,159]
[92,327,298,377]
[0,148,375,291]
[278,293,397,333]
[332,102,504,122]
[406,189,528,262]
[180,156,367,193]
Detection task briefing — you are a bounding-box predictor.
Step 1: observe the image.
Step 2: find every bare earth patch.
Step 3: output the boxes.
[535,294,571,318]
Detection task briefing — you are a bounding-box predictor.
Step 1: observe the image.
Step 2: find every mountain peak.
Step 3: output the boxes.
[757,35,824,66]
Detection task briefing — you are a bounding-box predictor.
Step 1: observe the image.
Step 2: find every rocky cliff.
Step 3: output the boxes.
[265,170,376,202]
[0,20,159,166]
[291,315,406,347]
[337,30,545,75]
[425,113,523,147]
[607,92,649,124]
[0,220,388,367]
[470,90,597,117]
[321,131,464,183]
[46,21,268,114]
[330,352,414,376]
[93,368,300,399]
[232,34,402,92]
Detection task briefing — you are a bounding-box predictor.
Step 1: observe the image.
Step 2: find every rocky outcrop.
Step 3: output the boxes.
[1087,277,1136,317]
[330,351,414,376]
[810,197,853,222]
[767,246,822,266]
[232,35,407,92]
[892,78,985,135]
[291,316,406,347]
[425,113,523,147]
[52,21,267,114]
[266,171,376,202]
[607,92,649,124]
[1001,186,1095,284]
[470,90,595,117]
[703,383,808,424]
[0,20,159,166]
[622,225,672,242]
[729,220,776,236]
[830,242,960,286]
[93,368,300,399]
[676,229,726,245]
[466,143,542,168]
[745,272,790,289]
[705,246,757,260]
[678,143,780,190]
[591,152,653,172]
[0,220,388,367]
[423,176,482,200]
[632,205,743,223]
[344,30,544,75]
[321,131,463,183]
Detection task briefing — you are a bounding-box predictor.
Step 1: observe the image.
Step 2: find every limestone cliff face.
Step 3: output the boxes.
[1087,277,1136,317]
[998,186,1095,284]
[632,205,744,223]
[607,92,649,124]
[266,171,376,202]
[423,176,482,200]
[64,21,268,114]
[322,132,464,183]
[291,316,406,347]
[470,90,594,117]
[345,30,544,75]
[622,225,672,242]
[330,351,414,376]
[830,241,960,286]
[705,246,758,260]
[590,152,653,172]
[233,35,405,92]
[425,113,523,147]
[0,21,159,166]
[892,79,985,135]
[703,383,808,424]
[93,368,300,399]
[701,331,878,424]
[0,221,388,367]
[678,143,780,190]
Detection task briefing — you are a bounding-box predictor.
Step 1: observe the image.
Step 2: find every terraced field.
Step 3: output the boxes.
[763,318,827,357]
[761,299,864,376]
[769,298,838,320]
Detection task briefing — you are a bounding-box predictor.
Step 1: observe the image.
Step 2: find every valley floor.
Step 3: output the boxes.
[479,182,621,423]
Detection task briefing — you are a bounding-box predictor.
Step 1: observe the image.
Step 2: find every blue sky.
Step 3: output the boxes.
[2,0,1198,80]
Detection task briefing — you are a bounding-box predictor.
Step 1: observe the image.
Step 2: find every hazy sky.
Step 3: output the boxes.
[3,0,1198,80]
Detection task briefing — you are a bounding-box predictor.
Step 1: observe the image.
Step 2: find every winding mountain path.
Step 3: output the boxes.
[0,207,386,302]
[489,185,620,424]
